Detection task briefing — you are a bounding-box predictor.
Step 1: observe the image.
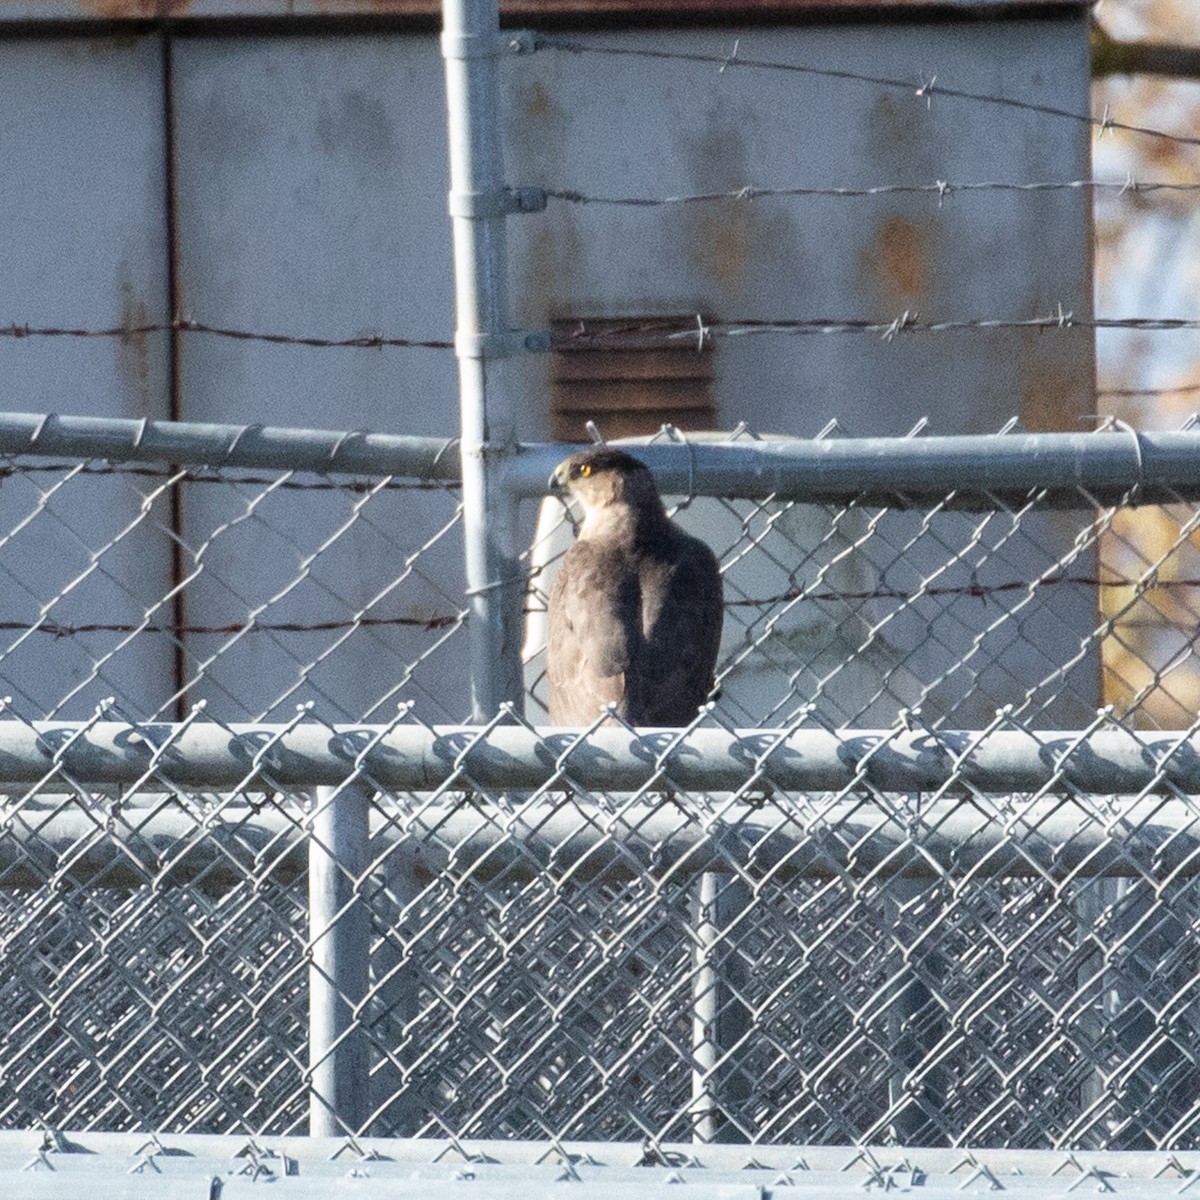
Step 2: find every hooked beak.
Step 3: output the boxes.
[548,463,568,493]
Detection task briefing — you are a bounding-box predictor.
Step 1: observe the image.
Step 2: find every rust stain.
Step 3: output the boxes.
[1019,355,1084,433]
[679,185,799,301]
[698,210,749,289]
[861,216,928,301]
[74,0,192,16]
[523,82,552,120]
[680,117,800,299]
[47,0,1073,15]
[526,221,582,313]
[117,290,153,415]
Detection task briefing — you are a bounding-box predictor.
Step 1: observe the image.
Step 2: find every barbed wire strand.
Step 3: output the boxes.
[22,574,1198,641]
[729,574,1200,609]
[0,317,453,351]
[7,312,1199,353]
[545,177,1200,209]
[0,462,458,492]
[536,36,1200,153]
[1099,383,1200,399]
[559,314,1200,349]
[20,614,466,639]
[702,315,1200,337]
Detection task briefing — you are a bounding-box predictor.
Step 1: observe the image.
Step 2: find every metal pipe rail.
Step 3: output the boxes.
[503,429,1200,507]
[4,1131,1200,1174]
[4,411,1200,507]
[5,721,1200,890]
[3,794,1198,889]
[0,411,460,480]
[4,719,1200,793]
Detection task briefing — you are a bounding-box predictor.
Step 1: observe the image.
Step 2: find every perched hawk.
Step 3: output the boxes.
[546,448,723,725]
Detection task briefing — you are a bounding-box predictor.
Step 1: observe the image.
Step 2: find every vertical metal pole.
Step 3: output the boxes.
[159,29,190,722]
[1076,878,1126,1147]
[884,879,946,1146]
[692,872,751,1143]
[367,855,424,1136]
[692,871,721,1144]
[309,783,370,1136]
[1077,876,1172,1149]
[442,0,527,720]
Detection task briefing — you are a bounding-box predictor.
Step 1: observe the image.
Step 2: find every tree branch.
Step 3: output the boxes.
[1093,21,1200,81]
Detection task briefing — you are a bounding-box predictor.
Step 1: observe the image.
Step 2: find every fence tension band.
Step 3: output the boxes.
[440,28,537,58]
[448,187,549,218]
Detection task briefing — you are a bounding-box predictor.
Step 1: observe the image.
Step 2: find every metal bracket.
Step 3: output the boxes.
[455,329,550,359]
[448,187,548,219]
[440,29,537,60]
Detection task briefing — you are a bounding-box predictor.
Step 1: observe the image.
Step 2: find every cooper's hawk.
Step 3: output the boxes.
[546,448,723,725]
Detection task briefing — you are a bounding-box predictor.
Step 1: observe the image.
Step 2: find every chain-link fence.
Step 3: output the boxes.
[2,415,1200,1149]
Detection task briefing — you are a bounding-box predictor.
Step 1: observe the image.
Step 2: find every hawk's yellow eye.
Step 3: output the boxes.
[579,463,592,477]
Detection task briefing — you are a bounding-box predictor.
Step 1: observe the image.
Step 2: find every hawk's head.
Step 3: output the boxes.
[548,449,662,519]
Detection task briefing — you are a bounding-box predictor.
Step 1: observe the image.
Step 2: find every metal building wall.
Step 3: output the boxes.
[0,36,175,720]
[502,18,1095,439]
[0,10,1095,726]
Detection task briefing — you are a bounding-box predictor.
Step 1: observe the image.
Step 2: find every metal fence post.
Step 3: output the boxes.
[367,855,424,1137]
[884,879,947,1145]
[442,0,529,720]
[692,872,752,1143]
[309,783,371,1136]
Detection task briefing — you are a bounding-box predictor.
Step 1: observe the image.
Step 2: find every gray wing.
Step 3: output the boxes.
[628,532,723,725]
[547,542,643,724]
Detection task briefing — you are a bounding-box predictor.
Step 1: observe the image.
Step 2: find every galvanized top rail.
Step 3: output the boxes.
[6,719,1200,794]
[1,412,1197,507]
[0,412,462,481]
[507,430,1200,507]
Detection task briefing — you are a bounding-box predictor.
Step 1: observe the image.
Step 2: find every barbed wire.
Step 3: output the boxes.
[1098,382,1200,399]
[706,314,1200,337]
[536,36,1200,153]
[6,312,1197,355]
[13,613,466,639]
[557,313,1200,349]
[728,573,1200,609]
[545,177,1200,209]
[21,574,1193,642]
[0,317,453,352]
[0,461,459,492]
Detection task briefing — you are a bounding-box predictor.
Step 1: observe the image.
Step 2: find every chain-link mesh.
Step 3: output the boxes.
[0,458,468,723]
[3,426,1200,1150]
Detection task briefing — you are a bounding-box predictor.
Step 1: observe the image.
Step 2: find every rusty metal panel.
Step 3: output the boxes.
[166,11,1091,723]
[170,35,454,430]
[166,17,1095,443]
[0,0,1093,23]
[0,35,175,720]
[502,18,1095,440]
[169,35,469,720]
[0,38,169,419]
